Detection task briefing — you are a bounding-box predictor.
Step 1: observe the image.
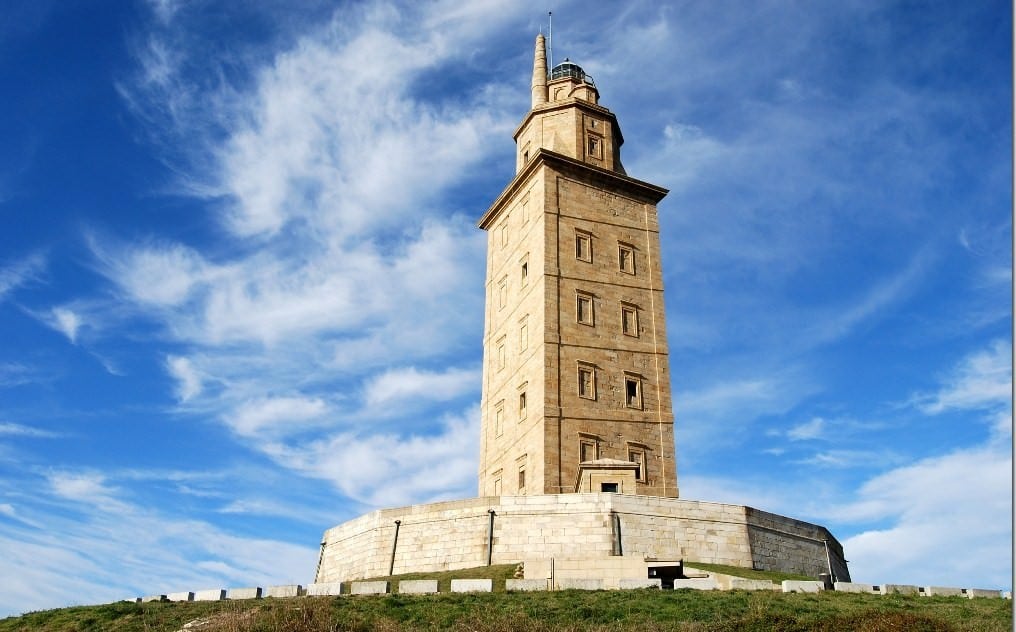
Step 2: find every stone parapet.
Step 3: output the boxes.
[450,579,492,593]
[351,581,389,595]
[265,585,302,598]
[506,578,549,591]
[880,584,919,595]
[399,580,438,594]
[193,589,225,601]
[305,583,343,597]
[227,587,262,599]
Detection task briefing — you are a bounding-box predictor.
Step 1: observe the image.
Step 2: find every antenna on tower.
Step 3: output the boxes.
[548,11,553,70]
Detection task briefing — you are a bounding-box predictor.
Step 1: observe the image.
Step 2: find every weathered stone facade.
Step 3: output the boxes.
[314,494,849,584]
[477,33,677,498]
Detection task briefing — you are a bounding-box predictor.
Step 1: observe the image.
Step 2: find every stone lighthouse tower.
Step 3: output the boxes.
[477,34,679,498]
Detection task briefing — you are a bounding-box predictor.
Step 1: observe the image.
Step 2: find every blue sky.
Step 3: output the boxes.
[0,0,1010,616]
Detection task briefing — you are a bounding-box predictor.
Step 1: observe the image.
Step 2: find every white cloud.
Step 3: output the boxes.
[49,307,81,344]
[364,366,479,409]
[0,503,14,517]
[166,355,202,402]
[226,396,328,438]
[913,339,1011,417]
[787,417,825,441]
[262,406,479,508]
[0,422,61,438]
[837,444,1011,588]
[0,252,45,302]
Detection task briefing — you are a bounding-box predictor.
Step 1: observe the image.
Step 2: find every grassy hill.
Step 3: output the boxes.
[2,564,1010,632]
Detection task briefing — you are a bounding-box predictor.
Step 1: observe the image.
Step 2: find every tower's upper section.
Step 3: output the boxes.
[515,34,625,175]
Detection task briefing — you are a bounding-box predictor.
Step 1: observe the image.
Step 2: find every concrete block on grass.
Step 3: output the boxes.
[399,580,438,594]
[730,579,776,591]
[966,589,1001,599]
[506,579,548,592]
[166,591,194,602]
[265,585,302,598]
[193,589,226,601]
[782,581,823,593]
[673,577,718,590]
[880,584,919,595]
[557,578,603,590]
[834,582,875,593]
[305,582,343,597]
[450,579,492,593]
[619,578,661,590]
[141,595,166,603]
[351,581,389,595]
[227,587,262,600]
[921,586,963,597]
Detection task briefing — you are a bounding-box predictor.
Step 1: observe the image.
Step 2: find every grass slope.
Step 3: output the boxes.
[2,590,1011,631]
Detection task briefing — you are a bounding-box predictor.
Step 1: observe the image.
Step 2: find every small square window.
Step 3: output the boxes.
[519,316,528,351]
[578,365,596,400]
[575,231,592,262]
[621,304,639,337]
[618,244,635,274]
[624,375,643,409]
[576,293,594,325]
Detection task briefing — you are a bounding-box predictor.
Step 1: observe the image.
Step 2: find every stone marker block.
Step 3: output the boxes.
[966,588,1002,599]
[782,581,823,593]
[880,584,919,595]
[399,580,438,594]
[305,582,343,597]
[730,579,776,591]
[166,591,194,602]
[1003,591,1012,600]
[141,595,166,603]
[193,589,226,602]
[922,586,964,597]
[265,585,302,598]
[833,582,874,593]
[673,578,718,590]
[557,578,603,590]
[619,578,661,590]
[351,581,389,595]
[227,587,262,600]
[450,579,493,593]
[506,578,549,592]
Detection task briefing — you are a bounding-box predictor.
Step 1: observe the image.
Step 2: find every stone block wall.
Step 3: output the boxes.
[315,494,850,584]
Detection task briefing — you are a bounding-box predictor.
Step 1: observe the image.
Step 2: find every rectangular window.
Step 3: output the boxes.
[576,292,594,325]
[618,243,635,274]
[575,230,592,262]
[518,389,527,420]
[493,475,502,495]
[498,276,507,309]
[578,364,596,400]
[628,448,645,481]
[521,255,529,286]
[495,401,504,437]
[621,303,639,337]
[521,195,530,224]
[600,482,618,493]
[580,439,597,462]
[519,315,528,351]
[518,467,526,491]
[500,222,508,248]
[624,375,643,409]
[497,336,506,370]
[587,134,603,159]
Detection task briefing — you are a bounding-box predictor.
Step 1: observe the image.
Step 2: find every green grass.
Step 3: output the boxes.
[682,561,813,583]
[1,588,1010,632]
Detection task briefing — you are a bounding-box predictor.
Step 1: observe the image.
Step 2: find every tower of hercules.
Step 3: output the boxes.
[477,34,679,498]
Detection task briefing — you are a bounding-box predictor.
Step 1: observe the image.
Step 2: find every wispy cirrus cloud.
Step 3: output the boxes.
[0,252,45,303]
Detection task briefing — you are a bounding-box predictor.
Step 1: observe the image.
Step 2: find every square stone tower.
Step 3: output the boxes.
[477,35,678,498]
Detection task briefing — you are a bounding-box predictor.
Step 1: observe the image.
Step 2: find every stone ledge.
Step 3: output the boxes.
[351,581,389,595]
[880,584,918,596]
[265,585,302,598]
[305,583,343,597]
[833,582,874,594]
[450,579,493,593]
[921,586,964,597]
[506,578,548,592]
[228,587,262,599]
[399,580,439,594]
[193,589,226,602]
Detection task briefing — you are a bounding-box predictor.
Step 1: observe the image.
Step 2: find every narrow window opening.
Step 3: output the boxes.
[629,449,645,481]
[618,244,635,274]
[498,276,507,309]
[518,468,526,490]
[580,440,597,462]
[575,231,592,262]
[621,304,639,337]
[624,376,642,409]
[521,261,529,285]
[519,390,527,419]
[601,482,618,493]
[578,365,595,400]
[495,401,504,436]
[497,336,506,370]
[576,293,594,325]
[519,316,528,351]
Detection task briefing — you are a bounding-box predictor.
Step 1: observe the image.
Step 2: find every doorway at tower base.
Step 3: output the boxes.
[314,493,850,584]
